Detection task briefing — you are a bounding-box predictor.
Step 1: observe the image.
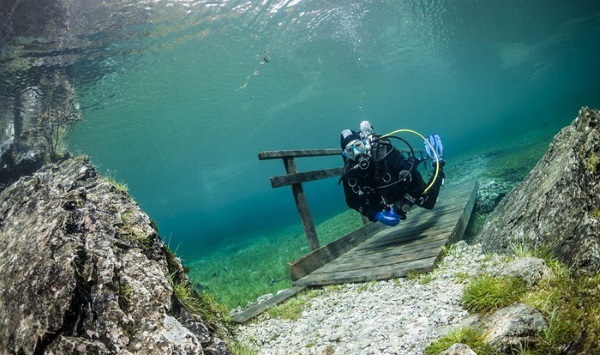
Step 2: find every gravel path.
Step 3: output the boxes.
[235,242,506,355]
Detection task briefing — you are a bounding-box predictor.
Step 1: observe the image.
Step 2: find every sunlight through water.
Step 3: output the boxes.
[9,0,594,260]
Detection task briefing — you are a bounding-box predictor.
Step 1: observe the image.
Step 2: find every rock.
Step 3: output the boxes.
[477,107,600,274]
[440,343,478,355]
[482,303,547,353]
[475,179,515,214]
[457,314,483,330]
[493,257,555,287]
[0,156,231,354]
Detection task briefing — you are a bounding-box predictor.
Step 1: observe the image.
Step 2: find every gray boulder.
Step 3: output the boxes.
[454,303,548,354]
[482,303,547,353]
[477,107,600,274]
[0,156,231,354]
[475,179,515,214]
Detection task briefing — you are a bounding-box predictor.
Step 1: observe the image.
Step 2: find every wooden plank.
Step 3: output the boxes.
[330,234,450,266]
[295,256,439,286]
[258,149,341,160]
[258,148,425,160]
[448,182,478,244]
[288,222,385,281]
[270,167,343,188]
[284,157,320,251]
[312,245,443,274]
[231,286,307,323]
[358,222,454,246]
[357,224,455,251]
[304,256,439,284]
[325,236,448,264]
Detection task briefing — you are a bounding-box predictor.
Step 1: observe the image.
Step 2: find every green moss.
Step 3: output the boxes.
[461,275,528,314]
[591,206,600,220]
[150,218,159,232]
[130,231,151,248]
[323,345,336,355]
[425,327,494,355]
[586,153,599,173]
[440,244,452,258]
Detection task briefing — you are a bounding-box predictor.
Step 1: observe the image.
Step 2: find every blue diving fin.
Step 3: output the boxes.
[424,134,444,162]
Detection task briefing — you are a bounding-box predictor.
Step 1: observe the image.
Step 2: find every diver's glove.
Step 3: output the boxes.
[375,209,400,226]
[425,134,445,164]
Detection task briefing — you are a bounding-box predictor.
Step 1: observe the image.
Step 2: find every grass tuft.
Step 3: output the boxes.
[418,273,434,285]
[104,170,129,193]
[117,281,134,310]
[510,243,555,263]
[520,270,599,354]
[461,275,528,314]
[425,327,494,355]
[357,280,377,292]
[457,252,599,355]
[266,289,320,320]
[172,277,230,326]
[228,341,258,355]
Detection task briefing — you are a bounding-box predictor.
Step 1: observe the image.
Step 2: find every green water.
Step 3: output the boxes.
[58,0,600,304]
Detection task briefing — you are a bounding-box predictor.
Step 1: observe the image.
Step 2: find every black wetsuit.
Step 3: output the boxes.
[340,138,445,222]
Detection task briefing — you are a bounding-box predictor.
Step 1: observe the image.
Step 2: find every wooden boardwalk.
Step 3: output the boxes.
[232,180,478,323]
[293,181,478,286]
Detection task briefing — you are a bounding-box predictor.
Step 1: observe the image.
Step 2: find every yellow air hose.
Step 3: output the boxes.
[380,129,440,194]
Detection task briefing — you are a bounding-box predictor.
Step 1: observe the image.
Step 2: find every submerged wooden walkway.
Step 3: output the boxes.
[292,180,478,286]
[233,180,478,323]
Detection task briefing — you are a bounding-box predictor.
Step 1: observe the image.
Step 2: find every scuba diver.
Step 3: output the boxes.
[339,121,445,226]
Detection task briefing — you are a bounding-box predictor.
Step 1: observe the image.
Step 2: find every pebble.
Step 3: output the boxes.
[235,242,506,355]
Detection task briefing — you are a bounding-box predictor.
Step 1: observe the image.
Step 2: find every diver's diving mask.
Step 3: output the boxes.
[343,139,367,160]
